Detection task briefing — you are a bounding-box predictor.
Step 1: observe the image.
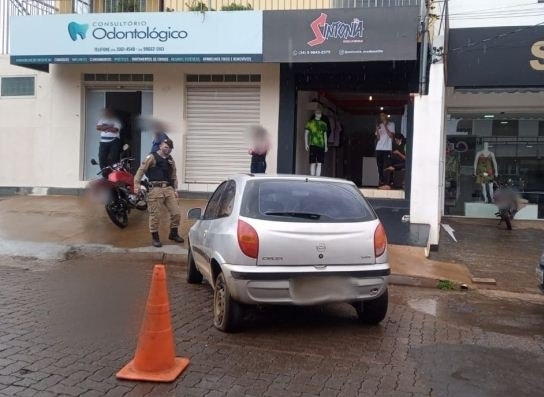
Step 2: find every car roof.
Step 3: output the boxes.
[227,173,356,185]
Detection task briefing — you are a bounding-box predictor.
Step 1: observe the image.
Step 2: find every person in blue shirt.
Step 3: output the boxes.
[150,120,170,153]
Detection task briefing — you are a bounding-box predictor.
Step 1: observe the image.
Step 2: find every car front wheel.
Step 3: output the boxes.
[213,272,242,332]
[354,289,388,325]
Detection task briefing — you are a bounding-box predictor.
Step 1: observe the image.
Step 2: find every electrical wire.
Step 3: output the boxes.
[450,14,544,21]
[447,1,543,15]
[447,20,544,55]
[449,8,544,17]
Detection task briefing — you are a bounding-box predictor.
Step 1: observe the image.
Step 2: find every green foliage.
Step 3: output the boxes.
[186,1,214,11]
[117,0,141,12]
[221,3,253,10]
[184,2,253,12]
[437,279,456,290]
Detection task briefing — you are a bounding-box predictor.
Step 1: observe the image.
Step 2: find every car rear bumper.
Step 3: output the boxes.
[220,263,390,305]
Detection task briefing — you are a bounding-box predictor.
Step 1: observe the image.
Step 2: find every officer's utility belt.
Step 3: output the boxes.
[149,181,171,188]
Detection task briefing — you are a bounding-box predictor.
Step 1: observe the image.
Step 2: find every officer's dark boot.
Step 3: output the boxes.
[151,232,162,248]
[168,228,185,243]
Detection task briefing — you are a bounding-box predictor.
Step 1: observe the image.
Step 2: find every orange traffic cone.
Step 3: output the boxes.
[116,264,189,382]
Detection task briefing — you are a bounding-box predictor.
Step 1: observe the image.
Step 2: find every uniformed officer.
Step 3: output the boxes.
[134,138,184,247]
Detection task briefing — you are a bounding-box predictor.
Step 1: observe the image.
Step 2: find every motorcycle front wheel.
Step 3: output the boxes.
[105,202,129,228]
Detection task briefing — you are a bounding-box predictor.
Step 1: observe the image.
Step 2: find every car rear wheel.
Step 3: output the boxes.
[186,247,203,284]
[213,272,242,333]
[354,289,388,325]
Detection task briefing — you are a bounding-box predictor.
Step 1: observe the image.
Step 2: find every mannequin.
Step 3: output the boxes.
[304,109,328,176]
[473,142,498,203]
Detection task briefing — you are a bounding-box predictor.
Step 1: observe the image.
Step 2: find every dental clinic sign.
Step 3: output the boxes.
[68,20,188,42]
[10,12,263,64]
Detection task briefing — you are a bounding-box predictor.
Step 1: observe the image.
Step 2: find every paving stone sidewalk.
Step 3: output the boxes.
[0,253,543,397]
[434,217,544,293]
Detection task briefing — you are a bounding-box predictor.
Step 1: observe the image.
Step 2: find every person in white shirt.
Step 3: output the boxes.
[96,108,122,176]
[374,112,395,186]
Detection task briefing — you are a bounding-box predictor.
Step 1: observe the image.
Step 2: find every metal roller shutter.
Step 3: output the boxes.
[185,85,261,184]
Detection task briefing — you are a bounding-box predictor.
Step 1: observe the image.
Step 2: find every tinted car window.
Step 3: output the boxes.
[240,180,376,223]
[203,182,227,220]
[217,181,236,218]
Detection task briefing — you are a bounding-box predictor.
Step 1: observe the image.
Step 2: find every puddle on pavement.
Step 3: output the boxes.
[410,344,544,397]
[407,298,440,316]
[398,288,544,337]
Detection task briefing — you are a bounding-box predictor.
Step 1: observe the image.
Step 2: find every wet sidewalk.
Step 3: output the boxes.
[0,195,472,287]
[433,217,544,294]
[0,195,201,250]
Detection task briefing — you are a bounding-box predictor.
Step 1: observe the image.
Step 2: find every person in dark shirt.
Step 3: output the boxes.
[150,120,170,153]
[134,138,183,247]
[381,132,406,190]
[248,125,270,173]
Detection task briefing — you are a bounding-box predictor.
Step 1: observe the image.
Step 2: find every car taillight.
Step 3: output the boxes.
[237,219,259,259]
[374,223,387,259]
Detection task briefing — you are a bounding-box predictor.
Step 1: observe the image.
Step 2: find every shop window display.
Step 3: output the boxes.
[445,114,544,220]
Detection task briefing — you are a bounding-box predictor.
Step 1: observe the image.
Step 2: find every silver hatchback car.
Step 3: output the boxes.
[186,174,390,332]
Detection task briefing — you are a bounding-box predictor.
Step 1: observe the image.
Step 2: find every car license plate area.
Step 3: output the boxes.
[537,268,543,285]
[289,276,355,303]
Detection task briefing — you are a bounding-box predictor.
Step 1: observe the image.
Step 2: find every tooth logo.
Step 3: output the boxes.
[68,22,89,41]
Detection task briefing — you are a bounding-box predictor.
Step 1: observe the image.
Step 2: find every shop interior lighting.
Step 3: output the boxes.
[380,106,384,111]
[369,96,373,101]
[484,115,495,118]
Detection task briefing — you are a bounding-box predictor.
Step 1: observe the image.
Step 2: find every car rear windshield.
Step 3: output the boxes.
[240,179,376,223]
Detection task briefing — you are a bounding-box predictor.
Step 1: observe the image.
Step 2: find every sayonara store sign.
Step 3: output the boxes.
[263,7,419,62]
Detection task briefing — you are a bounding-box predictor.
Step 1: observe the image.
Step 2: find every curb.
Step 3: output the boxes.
[0,186,212,200]
[390,273,472,290]
[390,274,440,288]
[0,238,467,291]
[0,239,188,262]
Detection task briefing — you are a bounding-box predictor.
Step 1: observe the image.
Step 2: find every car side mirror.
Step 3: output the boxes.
[187,208,202,220]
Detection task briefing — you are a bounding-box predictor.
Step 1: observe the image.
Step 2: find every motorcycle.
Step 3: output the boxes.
[494,179,519,231]
[87,144,149,228]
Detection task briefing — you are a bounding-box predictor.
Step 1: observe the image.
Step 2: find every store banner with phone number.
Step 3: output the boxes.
[262,7,419,62]
[10,11,263,64]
